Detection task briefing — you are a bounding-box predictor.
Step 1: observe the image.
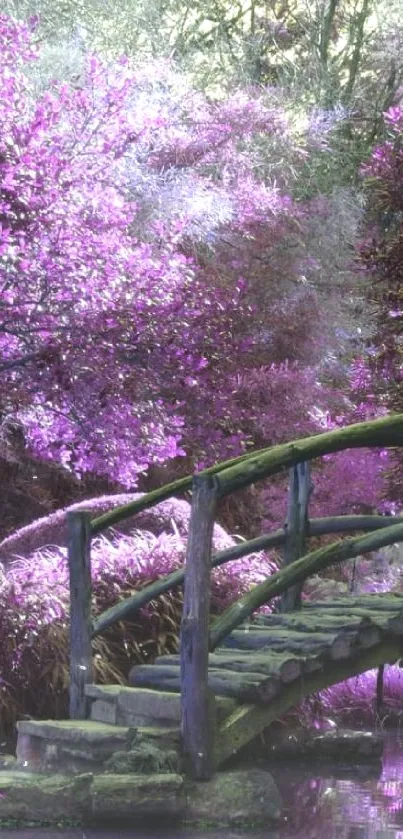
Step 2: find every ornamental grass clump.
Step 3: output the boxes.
[0,517,276,734]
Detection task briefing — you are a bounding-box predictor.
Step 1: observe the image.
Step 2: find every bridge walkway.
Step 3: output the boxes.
[105,593,403,766]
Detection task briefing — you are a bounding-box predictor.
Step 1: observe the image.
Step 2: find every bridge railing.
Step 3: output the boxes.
[67,414,403,776]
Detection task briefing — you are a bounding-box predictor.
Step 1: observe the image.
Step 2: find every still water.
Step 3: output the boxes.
[3,732,403,839]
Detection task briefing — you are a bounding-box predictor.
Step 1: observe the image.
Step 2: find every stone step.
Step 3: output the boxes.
[16,718,179,775]
[85,684,237,727]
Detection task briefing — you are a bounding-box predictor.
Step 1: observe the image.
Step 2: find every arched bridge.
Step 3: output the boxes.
[14,414,403,779]
[126,592,403,766]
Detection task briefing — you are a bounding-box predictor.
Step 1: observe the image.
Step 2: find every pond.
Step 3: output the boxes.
[2,730,403,839]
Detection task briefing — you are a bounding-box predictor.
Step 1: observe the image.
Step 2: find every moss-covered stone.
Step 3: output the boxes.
[0,771,92,820]
[184,768,283,825]
[16,719,131,774]
[105,741,180,774]
[91,772,184,821]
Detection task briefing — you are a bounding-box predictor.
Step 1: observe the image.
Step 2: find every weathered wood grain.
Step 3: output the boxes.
[214,636,403,767]
[129,663,280,702]
[221,628,355,658]
[155,651,302,683]
[67,510,93,720]
[254,609,403,633]
[180,473,218,780]
[281,462,312,611]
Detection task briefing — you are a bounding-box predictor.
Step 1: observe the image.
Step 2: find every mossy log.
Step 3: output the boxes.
[245,622,381,649]
[90,447,259,536]
[214,637,403,767]
[254,609,403,633]
[91,415,403,535]
[209,521,403,650]
[213,647,324,674]
[92,514,403,638]
[215,414,403,497]
[155,651,302,683]
[128,663,280,703]
[221,628,357,658]
[302,595,403,611]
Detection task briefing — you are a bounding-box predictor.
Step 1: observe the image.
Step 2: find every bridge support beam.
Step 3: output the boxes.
[214,637,403,767]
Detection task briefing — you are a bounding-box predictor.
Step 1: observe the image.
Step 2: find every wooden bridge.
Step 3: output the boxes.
[59,416,403,778]
[127,593,403,767]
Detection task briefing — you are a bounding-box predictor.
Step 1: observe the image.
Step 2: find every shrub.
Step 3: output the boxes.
[0,498,276,732]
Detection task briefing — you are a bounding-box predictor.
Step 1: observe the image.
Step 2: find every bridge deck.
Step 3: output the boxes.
[127,593,403,765]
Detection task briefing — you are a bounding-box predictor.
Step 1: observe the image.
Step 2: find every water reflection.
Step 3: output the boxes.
[268,731,403,838]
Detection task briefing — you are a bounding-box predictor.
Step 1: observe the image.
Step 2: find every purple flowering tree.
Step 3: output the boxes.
[0,14,390,527]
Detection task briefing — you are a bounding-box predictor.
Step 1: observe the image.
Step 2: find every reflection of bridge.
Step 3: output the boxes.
[17,415,403,779]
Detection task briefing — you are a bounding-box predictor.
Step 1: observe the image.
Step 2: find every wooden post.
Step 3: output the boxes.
[376,664,384,713]
[180,473,219,780]
[67,510,93,720]
[280,462,312,612]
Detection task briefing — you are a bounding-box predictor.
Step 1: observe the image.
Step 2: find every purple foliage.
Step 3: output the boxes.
[0,493,233,562]
[0,508,276,725]
[318,666,403,726]
[0,12,389,518]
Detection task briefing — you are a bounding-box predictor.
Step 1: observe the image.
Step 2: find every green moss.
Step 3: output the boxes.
[0,817,83,829]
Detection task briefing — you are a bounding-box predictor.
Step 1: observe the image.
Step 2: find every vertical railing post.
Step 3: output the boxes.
[180,473,219,780]
[280,461,312,612]
[67,510,93,719]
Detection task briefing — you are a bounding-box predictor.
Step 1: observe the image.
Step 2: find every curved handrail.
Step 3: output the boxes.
[92,513,403,637]
[90,414,403,535]
[209,520,403,649]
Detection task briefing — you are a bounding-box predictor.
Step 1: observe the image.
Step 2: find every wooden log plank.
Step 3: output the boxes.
[214,637,403,768]
[222,629,356,658]
[253,610,403,634]
[209,521,403,650]
[214,415,403,498]
[240,624,381,659]
[157,649,324,675]
[302,595,403,611]
[155,652,302,683]
[67,511,93,720]
[209,654,300,683]
[129,664,280,703]
[300,609,403,634]
[281,462,312,611]
[252,614,375,633]
[180,473,219,780]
